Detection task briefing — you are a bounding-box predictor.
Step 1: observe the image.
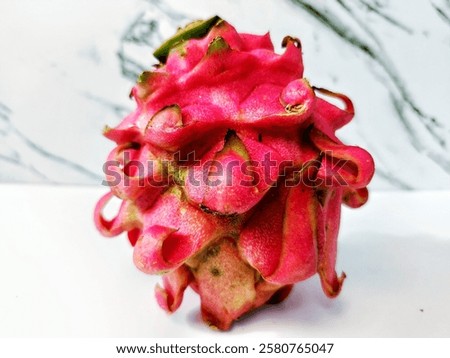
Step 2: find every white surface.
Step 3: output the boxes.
[0,184,449,337]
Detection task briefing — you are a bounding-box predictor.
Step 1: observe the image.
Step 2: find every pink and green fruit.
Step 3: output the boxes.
[94,16,374,330]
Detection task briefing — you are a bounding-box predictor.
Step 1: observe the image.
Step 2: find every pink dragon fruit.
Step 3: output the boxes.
[94,16,374,330]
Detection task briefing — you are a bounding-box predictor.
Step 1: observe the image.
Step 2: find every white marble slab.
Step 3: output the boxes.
[1,0,449,189]
[0,184,449,337]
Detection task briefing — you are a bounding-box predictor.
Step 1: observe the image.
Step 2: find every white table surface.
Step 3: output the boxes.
[0,184,449,338]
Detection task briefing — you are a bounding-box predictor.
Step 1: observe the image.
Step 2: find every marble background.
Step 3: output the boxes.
[1,0,449,189]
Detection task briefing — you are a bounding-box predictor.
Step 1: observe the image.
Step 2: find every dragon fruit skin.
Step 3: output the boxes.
[94,17,374,330]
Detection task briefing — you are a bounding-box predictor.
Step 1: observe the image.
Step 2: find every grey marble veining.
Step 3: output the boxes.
[289,0,450,189]
[0,100,100,183]
[0,0,449,189]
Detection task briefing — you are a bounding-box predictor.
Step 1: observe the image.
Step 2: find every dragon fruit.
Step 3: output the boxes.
[94,16,374,330]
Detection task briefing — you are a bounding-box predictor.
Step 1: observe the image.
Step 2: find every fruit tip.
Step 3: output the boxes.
[153,15,223,63]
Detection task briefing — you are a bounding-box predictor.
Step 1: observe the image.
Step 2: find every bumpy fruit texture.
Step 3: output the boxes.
[94,16,374,330]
